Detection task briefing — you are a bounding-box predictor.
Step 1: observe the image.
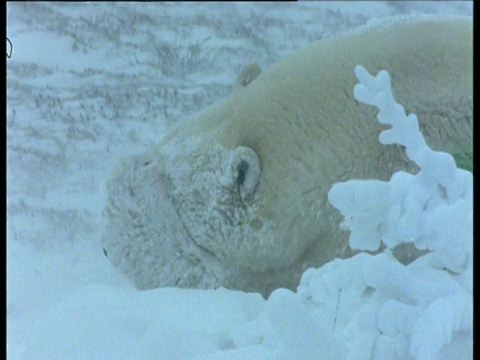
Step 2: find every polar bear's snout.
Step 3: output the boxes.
[102,150,226,290]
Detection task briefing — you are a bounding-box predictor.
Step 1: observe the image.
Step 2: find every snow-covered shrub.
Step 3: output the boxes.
[266,65,473,360]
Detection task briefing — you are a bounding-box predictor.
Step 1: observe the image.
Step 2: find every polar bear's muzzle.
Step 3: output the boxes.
[101,151,224,290]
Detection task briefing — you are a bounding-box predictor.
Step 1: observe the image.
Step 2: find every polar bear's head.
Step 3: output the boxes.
[102,123,335,294]
[140,103,341,294]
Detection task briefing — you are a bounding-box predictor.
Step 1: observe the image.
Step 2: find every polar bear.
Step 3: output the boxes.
[102,15,472,296]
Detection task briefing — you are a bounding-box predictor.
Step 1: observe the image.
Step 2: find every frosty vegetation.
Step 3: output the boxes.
[266,66,473,359]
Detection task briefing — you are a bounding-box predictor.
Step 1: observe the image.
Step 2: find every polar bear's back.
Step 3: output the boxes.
[258,15,471,137]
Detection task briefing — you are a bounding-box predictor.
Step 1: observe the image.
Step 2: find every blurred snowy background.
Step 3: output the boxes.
[7,2,473,359]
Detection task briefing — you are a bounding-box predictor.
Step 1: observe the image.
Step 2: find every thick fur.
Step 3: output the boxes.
[102,15,472,297]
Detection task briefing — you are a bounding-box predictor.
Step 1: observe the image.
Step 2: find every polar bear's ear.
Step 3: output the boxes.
[220,146,261,199]
[234,63,261,92]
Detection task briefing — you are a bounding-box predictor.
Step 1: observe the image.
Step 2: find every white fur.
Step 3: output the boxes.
[102,15,472,296]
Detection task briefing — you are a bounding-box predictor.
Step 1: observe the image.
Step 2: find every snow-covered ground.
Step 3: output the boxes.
[7,2,472,359]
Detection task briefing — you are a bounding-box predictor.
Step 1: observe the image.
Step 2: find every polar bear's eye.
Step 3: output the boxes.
[221,146,261,199]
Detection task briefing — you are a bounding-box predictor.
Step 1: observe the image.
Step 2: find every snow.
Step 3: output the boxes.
[7,2,472,360]
[21,285,267,359]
